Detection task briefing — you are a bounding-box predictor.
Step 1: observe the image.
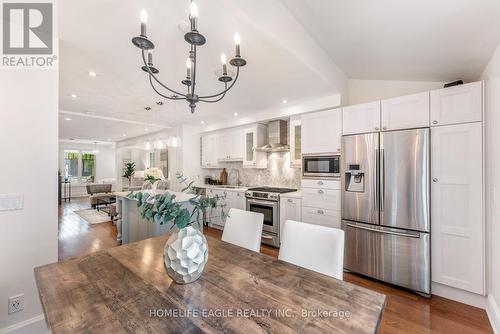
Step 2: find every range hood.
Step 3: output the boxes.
[256,120,289,152]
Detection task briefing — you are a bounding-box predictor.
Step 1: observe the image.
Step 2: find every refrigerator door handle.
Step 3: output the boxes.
[374,148,379,211]
[380,148,385,212]
[345,223,421,239]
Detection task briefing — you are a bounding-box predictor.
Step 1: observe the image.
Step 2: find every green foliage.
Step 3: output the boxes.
[127,172,226,231]
[144,175,160,184]
[122,162,136,180]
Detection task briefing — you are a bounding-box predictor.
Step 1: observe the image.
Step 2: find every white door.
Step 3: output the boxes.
[302,108,342,154]
[289,118,302,168]
[342,101,381,135]
[431,122,484,294]
[279,197,301,237]
[381,92,429,131]
[430,81,482,126]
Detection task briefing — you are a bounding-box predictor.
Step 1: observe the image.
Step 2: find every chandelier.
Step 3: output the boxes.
[131,2,247,114]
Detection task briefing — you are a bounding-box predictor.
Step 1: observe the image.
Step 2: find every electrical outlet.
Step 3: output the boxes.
[8,294,24,314]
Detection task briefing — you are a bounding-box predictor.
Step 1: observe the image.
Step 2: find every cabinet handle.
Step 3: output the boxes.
[318,189,324,194]
[382,126,387,130]
[317,181,324,185]
[432,120,438,125]
[432,178,439,183]
[287,199,293,203]
[317,209,324,215]
[375,127,380,131]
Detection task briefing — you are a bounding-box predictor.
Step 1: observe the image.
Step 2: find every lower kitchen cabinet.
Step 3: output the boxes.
[207,189,246,229]
[302,207,341,229]
[279,197,301,237]
[302,187,341,210]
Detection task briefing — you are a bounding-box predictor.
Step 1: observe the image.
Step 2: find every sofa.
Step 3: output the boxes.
[86,184,115,208]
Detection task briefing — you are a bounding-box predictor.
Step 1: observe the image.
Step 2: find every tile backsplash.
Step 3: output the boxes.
[203,152,300,188]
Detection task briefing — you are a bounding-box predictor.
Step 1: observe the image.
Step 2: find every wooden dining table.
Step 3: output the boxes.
[34,234,386,333]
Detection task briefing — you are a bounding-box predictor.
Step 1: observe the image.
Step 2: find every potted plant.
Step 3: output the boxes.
[127,172,226,284]
[122,162,136,189]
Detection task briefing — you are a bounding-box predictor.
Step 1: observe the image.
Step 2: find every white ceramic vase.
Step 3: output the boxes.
[163,226,208,284]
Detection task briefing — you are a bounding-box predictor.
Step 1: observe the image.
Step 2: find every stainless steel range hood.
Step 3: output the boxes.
[256,120,289,152]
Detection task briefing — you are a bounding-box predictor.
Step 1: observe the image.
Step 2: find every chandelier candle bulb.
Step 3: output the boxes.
[140,9,148,37]
[234,32,241,57]
[221,53,227,75]
[147,50,153,65]
[189,2,199,31]
[186,58,192,78]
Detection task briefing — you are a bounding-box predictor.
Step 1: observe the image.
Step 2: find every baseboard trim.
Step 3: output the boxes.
[432,282,487,309]
[0,314,47,334]
[487,295,500,334]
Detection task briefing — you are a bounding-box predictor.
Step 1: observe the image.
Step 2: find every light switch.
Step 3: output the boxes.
[0,194,24,211]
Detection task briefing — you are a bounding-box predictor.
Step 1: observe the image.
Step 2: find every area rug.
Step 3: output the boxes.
[74,209,111,224]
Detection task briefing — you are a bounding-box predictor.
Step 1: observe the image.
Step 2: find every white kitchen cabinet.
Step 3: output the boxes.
[302,108,342,154]
[217,130,244,162]
[381,92,429,131]
[228,191,246,211]
[279,197,301,237]
[289,118,302,168]
[431,122,484,295]
[201,134,218,168]
[302,188,341,211]
[430,81,482,126]
[243,124,268,168]
[302,207,341,229]
[342,101,381,135]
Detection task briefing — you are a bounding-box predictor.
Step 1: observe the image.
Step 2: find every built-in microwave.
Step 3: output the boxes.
[302,153,341,179]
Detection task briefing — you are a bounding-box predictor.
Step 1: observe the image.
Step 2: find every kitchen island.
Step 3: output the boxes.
[115,190,196,244]
[35,233,386,333]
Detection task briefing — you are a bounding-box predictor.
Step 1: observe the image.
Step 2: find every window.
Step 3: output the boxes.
[64,151,79,179]
[148,151,156,168]
[81,153,95,178]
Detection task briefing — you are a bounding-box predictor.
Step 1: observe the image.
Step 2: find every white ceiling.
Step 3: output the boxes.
[59,0,500,141]
[280,0,500,81]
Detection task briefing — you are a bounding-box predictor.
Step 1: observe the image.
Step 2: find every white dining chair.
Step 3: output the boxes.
[221,208,264,252]
[279,220,345,280]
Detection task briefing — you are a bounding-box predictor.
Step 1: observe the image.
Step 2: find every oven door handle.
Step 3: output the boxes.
[246,199,278,206]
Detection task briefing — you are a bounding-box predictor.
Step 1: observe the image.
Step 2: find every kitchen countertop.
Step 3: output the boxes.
[280,190,302,199]
[194,184,249,193]
[35,233,386,334]
[114,190,196,203]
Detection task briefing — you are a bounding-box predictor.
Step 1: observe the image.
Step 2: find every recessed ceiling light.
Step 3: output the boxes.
[70,93,77,98]
[122,134,127,137]
[64,117,72,121]
[282,99,287,104]
[88,71,97,77]
[200,120,205,124]
[233,112,238,116]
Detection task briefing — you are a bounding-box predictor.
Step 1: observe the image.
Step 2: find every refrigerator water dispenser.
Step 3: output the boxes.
[345,164,365,192]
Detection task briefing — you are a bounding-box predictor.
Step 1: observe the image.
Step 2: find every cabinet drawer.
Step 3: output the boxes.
[302,188,341,210]
[301,179,340,190]
[302,207,341,229]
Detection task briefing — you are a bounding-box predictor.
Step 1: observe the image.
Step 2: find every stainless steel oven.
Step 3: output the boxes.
[303,153,341,179]
[245,187,296,248]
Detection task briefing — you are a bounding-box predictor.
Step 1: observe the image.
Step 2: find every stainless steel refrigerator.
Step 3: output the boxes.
[341,128,430,296]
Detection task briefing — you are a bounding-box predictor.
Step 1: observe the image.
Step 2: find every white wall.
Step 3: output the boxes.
[0,69,58,333]
[58,141,116,181]
[347,79,445,105]
[481,43,500,332]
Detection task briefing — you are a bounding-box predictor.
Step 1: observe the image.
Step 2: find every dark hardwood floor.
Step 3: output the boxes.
[58,199,493,333]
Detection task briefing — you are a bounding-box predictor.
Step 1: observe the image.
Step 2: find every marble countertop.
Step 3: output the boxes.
[115,190,196,203]
[194,184,249,193]
[280,190,302,199]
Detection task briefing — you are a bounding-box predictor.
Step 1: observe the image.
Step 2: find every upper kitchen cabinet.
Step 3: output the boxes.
[217,130,244,162]
[381,92,429,131]
[342,101,381,135]
[431,122,484,294]
[201,134,218,168]
[302,108,342,154]
[243,124,268,168]
[430,81,482,126]
[289,117,302,168]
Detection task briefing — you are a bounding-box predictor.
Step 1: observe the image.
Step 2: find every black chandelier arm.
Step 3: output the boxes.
[141,50,186,97]
[191,45,197,96]
[198,67,240,99]
[148,75,185,100]
[198,83,228,103]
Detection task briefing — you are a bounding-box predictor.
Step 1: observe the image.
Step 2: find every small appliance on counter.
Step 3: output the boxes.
[245,186,297,247]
